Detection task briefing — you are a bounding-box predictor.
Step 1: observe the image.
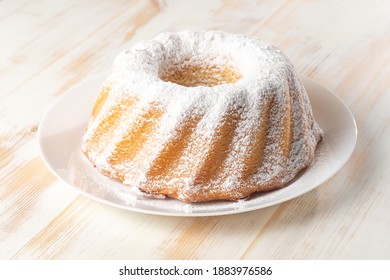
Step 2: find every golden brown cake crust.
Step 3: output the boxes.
[82,31,323,202]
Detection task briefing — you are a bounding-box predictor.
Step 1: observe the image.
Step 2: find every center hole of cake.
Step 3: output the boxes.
[159,56,242,87]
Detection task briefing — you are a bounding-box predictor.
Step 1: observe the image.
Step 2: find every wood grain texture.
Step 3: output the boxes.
[0,0,389,259]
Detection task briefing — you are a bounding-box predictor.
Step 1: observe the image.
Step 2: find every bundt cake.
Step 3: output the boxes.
[82,30,324,202]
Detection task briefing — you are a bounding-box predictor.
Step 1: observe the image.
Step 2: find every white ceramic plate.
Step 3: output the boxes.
[38,75,357,216]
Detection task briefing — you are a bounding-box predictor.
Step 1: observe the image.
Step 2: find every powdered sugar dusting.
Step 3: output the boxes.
[82,30,324,202]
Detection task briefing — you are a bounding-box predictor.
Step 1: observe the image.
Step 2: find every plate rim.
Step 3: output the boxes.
[38,74,358,217]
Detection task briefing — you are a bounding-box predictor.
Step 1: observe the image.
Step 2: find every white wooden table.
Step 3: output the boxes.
[1,0,389,259]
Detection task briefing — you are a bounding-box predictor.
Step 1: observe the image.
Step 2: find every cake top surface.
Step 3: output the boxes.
[109,30,293,100]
